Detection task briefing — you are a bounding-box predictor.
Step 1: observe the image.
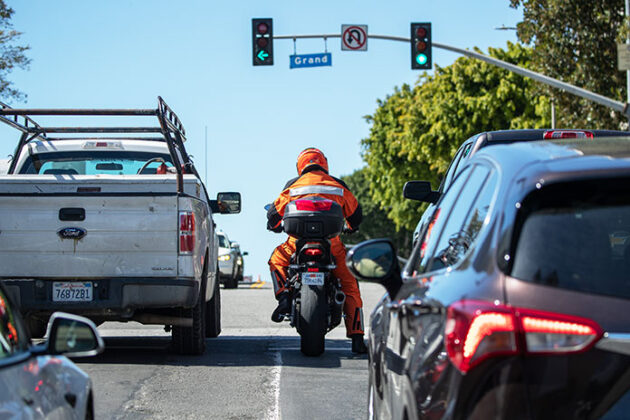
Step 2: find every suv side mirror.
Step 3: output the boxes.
[243,251,249,256]
[346,239,402,298]
[403,181,441,204]
[45,312,104,357]
[211,192,241,214]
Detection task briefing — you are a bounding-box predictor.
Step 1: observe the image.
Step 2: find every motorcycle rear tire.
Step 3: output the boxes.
[298,284,327,357]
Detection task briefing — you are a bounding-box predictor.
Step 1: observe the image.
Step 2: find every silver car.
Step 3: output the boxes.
[0,282,104,419]
[217,231,239,288]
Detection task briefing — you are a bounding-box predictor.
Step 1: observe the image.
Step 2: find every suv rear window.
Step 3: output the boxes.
[510,178,630,300]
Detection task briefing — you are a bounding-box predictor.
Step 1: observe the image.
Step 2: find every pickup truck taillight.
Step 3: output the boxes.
[179,211,195,254]
[445,300,603,373]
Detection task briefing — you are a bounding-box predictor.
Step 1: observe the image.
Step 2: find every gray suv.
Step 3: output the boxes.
[405,129,630,249]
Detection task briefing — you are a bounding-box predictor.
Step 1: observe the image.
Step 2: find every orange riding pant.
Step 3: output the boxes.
[268,236,364,337]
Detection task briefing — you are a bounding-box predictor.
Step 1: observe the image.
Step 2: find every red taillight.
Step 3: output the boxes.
[445,300,603,373]
[304,248,323,256]
[446,301,517,373]
[179,211,195,254]
[180,212,194,232]
[519,309,601,354]
[294,199,334,212]
[543,130,594,139]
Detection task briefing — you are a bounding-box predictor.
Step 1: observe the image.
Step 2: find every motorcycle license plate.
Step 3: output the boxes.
[52,282,93,302]
[301,272,325,286]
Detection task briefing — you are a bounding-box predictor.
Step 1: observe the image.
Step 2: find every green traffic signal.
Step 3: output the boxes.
[416,54,428,66]
[411,22,431,70]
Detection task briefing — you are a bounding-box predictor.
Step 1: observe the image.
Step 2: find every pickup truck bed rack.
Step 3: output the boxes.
[0,97,195,193]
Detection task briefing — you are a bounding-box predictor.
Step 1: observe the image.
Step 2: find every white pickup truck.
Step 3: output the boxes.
[0,98,239,355]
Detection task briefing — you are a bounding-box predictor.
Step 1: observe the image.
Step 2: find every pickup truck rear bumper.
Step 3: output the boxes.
[2,277,198,317]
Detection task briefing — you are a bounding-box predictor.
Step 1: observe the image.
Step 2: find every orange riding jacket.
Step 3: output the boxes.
[267,166,362,233]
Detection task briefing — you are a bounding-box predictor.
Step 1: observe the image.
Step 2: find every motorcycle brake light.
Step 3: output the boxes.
[445,300,603,374]
[294,199,334,211]
[304,248,323,256]
[307,268,319,272]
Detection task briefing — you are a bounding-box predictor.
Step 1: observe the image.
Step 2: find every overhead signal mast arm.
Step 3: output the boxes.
[266,31,630,119]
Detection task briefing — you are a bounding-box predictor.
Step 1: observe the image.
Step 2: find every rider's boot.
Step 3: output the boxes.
[351,334,368,354]
[271,292,290,322]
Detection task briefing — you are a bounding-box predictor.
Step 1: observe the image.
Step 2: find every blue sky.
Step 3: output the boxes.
[3,0,521,280]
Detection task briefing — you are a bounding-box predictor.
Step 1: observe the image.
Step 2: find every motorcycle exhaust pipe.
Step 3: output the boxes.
[329,290,346,329]
[334,290,346,306]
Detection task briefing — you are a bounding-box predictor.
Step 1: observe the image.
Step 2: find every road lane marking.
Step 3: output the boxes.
[267,346,349,352]
[250,280,265,289]
[266,349,282,420]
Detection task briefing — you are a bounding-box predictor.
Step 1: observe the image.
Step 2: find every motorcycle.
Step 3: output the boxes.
[266,197,347,356]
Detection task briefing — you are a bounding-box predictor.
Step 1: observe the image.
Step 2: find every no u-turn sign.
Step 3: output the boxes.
[341,24,368,51]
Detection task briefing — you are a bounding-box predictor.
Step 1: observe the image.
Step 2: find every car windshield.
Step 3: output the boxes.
[510,178,630,300]
[218,235,229,248]
[19,151,174,175]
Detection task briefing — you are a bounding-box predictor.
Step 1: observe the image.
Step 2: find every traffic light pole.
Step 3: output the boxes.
[274,33,630,119]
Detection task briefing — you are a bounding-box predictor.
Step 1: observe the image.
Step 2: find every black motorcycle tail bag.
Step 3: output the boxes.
[283,198,344,239]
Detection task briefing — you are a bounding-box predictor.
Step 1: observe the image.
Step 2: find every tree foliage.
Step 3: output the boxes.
[340,168,412,256]
[510,0,626,128]
[0,1,29,102]
[361,42,549,231]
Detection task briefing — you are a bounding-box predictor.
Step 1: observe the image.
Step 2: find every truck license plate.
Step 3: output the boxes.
[52,282,93,302]
[301,272,325,286]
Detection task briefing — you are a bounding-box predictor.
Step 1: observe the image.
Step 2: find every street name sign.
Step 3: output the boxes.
[341,25,368,51]
[290,53,332,69]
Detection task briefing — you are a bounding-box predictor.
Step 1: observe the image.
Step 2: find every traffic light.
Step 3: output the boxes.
[411,22,431,70]
[252,18,273,66]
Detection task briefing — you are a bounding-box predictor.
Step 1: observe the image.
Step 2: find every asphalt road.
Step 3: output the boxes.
[76,281,385,419]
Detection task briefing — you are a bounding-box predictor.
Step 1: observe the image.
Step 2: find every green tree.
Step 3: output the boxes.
[0,1,29,101]
[361,42,549,231]
[340,168,412,256]
[510,0,626,129]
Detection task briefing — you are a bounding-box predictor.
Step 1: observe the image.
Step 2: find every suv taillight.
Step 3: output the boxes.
[445,300,603,373]
[543,130,594,139]
[179,211,195,254]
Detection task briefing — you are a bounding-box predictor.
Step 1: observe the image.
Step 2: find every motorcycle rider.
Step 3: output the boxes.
[267,147,367,354]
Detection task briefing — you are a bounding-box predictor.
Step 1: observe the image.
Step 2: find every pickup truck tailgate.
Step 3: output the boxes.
[0,176,182,278]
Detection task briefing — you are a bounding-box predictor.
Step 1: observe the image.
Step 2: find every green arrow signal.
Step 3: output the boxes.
[257,50,269,61]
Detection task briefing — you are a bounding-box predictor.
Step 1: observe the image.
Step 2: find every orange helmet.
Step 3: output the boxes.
[296,147,328,175]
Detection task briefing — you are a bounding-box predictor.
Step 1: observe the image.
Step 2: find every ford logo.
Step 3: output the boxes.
[57,227,87,240]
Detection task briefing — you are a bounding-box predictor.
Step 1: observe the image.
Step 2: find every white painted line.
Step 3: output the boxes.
[268,346,349,352]
[266,350,282,420]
